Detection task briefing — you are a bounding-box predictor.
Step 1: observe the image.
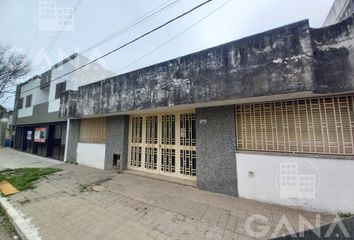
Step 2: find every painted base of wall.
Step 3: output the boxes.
[236,153,354,214]
[77,143,106,169]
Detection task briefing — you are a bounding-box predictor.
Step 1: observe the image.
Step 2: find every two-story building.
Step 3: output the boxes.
[0,105,13,147]
[13,53,113,161]
[323,0,354,26]
[59,13,354,214]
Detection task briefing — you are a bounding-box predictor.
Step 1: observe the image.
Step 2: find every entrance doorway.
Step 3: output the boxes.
[128,111,196,180]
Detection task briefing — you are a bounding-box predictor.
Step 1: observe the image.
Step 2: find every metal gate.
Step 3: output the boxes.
[128,111,196,180]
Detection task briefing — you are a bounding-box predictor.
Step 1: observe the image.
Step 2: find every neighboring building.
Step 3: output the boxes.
[323,0,354,26]
[60,13,354,214]
[0,105,13,147]
[13,53,114,161]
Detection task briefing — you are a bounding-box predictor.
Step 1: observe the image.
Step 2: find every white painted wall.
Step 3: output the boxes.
[48,54,114,112]
[18,77,49,118]
[76,143,106,169]
[236,153,354,213]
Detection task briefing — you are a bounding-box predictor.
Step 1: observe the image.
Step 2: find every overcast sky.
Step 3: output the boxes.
[0,0,334,109]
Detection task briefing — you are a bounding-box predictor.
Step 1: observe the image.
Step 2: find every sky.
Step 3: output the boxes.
[0,0,334,109]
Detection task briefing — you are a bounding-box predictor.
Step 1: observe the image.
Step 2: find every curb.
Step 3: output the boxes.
[0,197,41,240]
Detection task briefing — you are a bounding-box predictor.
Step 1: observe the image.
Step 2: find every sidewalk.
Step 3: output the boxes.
[0,149,335,240]
[0,147,62,170]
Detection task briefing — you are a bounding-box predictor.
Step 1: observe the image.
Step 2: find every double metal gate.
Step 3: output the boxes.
[128,111,196,180]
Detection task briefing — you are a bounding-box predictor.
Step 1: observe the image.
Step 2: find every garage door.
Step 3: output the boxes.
[128,111,196,180]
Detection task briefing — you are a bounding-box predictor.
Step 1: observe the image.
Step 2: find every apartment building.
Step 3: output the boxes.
[323,0,354,26]
[59,13,354,213]
[13,53,113,160]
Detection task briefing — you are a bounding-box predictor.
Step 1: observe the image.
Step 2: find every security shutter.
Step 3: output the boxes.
[79,118,106,143]
[236,95,354,155]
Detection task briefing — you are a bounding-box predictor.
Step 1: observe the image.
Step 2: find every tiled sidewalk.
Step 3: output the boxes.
[0,149,335,240]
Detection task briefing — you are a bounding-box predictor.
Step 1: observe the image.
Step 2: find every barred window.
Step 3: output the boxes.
[55,82,66,99]
[79,118,106,143]
[236,95,354,155]
[25,95,32,108]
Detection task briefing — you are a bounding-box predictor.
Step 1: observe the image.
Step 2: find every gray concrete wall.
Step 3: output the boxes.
[196,106,238,196]
[61,20,316,118]
[60,14,354,119]
[104,115,129,171]
[16,102,61,125]
[65,119,79,163]
[312,13,354,93]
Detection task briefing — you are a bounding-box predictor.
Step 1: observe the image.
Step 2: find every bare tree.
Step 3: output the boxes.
[0,44,31,101]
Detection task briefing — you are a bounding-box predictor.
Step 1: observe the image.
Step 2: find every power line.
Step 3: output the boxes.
[25,31,39,56]
[25,0,183,92]
[117,0,232,74]
[80,0,183,55]
[19,0,213,95]
[20,0,181,93]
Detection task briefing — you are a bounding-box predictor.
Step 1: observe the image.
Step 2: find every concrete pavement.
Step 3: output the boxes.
[0,147,62,170]
[0,148,335,240]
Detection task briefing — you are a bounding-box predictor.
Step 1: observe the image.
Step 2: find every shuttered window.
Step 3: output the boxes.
[55,82,66,99]
[236,95,354,155]
[79,118,106,143]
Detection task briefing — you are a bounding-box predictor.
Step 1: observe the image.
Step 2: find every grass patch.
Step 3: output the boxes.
[0,168,61,191]
[339,212,353,219]
[79,184,92,192]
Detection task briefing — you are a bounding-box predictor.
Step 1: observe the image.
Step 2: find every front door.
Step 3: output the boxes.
[128,111,196,180]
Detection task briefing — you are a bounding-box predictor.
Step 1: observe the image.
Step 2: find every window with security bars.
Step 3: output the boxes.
[180,113,196,146]
[161,148,175,173]
[236,95,354,155]
[180,150,196,176]
[79,118,106,143]
[145,116,158,144]
[130,146,142,167]
[145,147,157,169]
[161,115,175,145]
[131,116,142,143]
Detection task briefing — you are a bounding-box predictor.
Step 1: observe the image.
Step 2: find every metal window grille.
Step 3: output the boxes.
[128,111,196,179]
[180,113,196,176]
[130,146,142,167]
[236,95,354,155]
[79,118,106,143]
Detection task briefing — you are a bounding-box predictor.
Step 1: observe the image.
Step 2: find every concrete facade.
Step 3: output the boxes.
[104,115,129,171]
[61,20,316,118]
[13,53,113,161]
[64,119,79,163]
[55,13,354,213]
[77,143,106,169]
[237,153,354,213]
[61,14,354,119]
[196,106,238,196]
[15,102,62,125]
[323,0,354,26]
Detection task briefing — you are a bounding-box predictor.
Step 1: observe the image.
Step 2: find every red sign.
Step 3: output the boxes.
[34,128,47,143]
